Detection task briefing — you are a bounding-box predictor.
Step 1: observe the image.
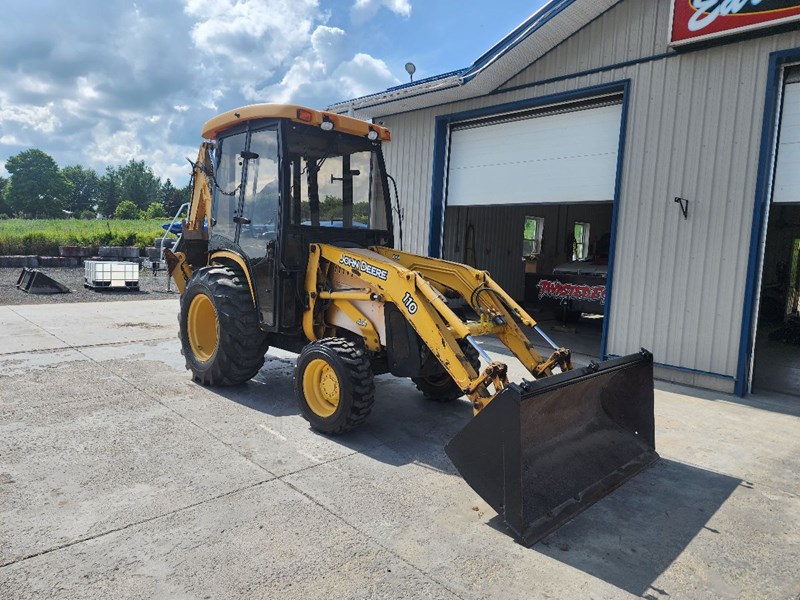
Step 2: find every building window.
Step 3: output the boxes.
[573,222,590,260]
[522,216,544,257]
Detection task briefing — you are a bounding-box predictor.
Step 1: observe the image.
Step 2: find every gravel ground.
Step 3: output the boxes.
[0,265,179,306]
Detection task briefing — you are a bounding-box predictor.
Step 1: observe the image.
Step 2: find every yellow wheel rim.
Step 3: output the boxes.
[303,359,340,418]
[187,293,219,362]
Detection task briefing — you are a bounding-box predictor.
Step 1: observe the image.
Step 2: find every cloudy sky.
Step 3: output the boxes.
[0,0,545,186]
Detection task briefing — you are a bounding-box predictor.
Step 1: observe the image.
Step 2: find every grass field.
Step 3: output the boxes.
[0,219,175,256]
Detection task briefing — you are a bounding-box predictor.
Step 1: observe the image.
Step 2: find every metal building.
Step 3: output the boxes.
[330,0,800,397]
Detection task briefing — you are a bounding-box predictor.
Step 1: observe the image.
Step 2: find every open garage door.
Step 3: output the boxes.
[753,78,800,397]
[442,100,624,360]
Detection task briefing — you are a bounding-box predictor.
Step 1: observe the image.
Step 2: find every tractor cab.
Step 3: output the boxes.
[190,105,393,333]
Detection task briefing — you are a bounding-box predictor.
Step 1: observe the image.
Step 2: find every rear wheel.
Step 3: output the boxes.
[294,338,375,434]
[412,342,481,403]
[179,265,269,385]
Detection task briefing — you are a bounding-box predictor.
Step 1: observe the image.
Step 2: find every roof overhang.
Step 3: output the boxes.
[327,0,618,119]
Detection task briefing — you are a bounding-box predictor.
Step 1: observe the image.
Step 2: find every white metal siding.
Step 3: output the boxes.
[773,82,800,204]
[447,104,622,206]
[373,0,800,384]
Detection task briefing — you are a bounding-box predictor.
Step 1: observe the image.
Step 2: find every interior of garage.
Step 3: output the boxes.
[752,203,800,396]
[442,201,613,358]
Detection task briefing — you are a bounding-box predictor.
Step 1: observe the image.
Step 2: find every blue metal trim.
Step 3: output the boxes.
[428,117,450,257]
[600,79,630,360]
[435,80,627,130]
[493,27,800,100]
[461,0,577,83]
[384,69,467,93]
[343,81,464,117]
[496,52,676,96]
[343,50,674,116]
[735,47,800,396]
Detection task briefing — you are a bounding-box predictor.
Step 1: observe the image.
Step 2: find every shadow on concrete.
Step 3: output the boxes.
[531,458,741,598]
[215,353,475,475]
[656,380,800,418]
[211,353,744,597]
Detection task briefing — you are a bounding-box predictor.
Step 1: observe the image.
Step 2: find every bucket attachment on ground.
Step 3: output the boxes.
[445,351,656,546]
[16,268,70,294]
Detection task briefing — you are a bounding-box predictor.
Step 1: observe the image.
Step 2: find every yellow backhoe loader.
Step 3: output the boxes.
[168,104,657,545]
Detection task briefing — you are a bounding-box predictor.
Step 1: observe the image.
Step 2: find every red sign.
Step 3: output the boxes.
[671,1,800,45]
[537,279,606,305]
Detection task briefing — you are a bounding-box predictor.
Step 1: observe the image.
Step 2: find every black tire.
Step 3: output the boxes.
[179,265,269,385]
[294,338,375,434]
[412,341,481,403]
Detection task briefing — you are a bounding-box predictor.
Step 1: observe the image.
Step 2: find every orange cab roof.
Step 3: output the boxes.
[201,104,390,142]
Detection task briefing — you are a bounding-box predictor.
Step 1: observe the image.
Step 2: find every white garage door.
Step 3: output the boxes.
[446,103,623,207]
[773,81,800,204]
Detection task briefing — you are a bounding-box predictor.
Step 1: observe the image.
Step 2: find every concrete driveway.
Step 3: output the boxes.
[1,299,798,599]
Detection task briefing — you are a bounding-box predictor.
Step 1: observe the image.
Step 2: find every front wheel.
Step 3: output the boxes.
[294,338,375,434]
[179,265,268,385]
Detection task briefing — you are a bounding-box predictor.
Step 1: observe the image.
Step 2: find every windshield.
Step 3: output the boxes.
[286,126,389,231]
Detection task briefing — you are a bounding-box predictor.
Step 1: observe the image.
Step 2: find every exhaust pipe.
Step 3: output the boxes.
[445,351,657,546]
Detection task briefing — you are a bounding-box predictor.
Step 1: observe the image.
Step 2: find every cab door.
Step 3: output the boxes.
[211,125,280,328]
[240,126,280,327]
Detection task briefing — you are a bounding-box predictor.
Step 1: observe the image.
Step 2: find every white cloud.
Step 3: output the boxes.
[247,25,399,108]
[84,118,196,183]
[334,53,398,98]
[351,0,411,24]
[185,0,319,100]
[0,93,61,134]
[0,0,410,185]
[312,25,349,72]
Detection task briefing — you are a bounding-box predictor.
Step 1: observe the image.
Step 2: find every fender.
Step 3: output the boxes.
[209,249,256,306]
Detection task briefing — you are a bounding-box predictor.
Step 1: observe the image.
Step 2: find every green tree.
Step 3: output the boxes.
[114,199,141,220]
[97,166,122,216]
[4,149,73,218]
[62,165,99,214]
[144,202,167,219]
[160,178,191,218]
[0,176,11,216]
[118,160,161,209]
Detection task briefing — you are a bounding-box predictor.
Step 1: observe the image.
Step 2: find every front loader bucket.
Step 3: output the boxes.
[445,351,656,546]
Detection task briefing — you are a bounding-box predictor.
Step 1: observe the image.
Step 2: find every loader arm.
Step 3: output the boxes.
[303,244,571,412]
[371,247,573,379]
[304,244,482,394]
